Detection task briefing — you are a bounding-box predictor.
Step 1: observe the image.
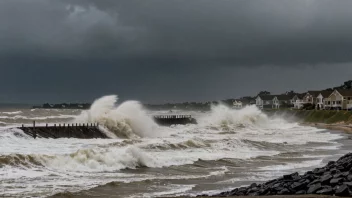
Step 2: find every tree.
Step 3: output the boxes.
[258,91,271,96]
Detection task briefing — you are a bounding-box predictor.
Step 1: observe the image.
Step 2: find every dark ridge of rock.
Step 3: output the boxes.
[199,153,352,197]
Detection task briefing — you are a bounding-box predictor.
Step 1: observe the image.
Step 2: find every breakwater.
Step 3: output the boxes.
[18,115,197,139]
[202,153,352,197]
[19,122,109,139]
[153,115,197,126]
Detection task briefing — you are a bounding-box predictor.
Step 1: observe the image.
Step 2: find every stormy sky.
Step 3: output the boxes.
[1,0,352,104]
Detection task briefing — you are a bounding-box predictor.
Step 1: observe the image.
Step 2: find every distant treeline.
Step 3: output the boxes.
[144,100,235,111]
[33,103,91,109]
[32,80,352,110]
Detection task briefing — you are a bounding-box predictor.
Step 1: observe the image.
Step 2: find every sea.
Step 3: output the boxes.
[0,95,351,198]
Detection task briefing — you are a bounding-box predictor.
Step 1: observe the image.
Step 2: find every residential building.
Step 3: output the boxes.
[256,95,275,109]
[291,94,306,109]
[303,91,321,105]
[273,95,292,109]
[316,91,332,110]
[326,89,352,110]
[233,100,243,109]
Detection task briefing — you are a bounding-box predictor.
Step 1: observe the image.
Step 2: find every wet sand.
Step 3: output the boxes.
[306,123,352,133]
[179,196,336,198]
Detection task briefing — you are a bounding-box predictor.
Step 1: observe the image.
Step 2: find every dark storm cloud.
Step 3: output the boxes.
[1,0,352,103]
[1,0,352,65]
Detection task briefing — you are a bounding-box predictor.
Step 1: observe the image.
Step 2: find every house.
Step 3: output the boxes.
[233,100,243,109]
[272,95,292,109]
[303,91,321,105]
[316,90,333,110]
[256,95,275,109]
[291,93,306,109]
[325,89,352,110]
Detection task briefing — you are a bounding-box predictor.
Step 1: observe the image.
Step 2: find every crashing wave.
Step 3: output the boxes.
[75,95,158,139]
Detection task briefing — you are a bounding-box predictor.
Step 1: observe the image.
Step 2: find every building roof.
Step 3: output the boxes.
[336,89,352,96]
[292,93,306,100]
[258,95,275,100]
[307,91,322,98]
[275,95,291,100]
[319,90,333,98]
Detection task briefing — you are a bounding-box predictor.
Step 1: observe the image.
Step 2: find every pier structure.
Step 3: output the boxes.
[18,115,197,139]
[153,115,197,126]
[19,121,108,139]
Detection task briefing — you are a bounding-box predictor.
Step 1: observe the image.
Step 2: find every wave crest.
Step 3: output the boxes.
[75,95,158,139]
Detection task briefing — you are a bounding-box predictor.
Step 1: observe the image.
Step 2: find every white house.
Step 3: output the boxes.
[291,94,306,109]
[325,89,352,110]
[233,100,243,109]
[272,95,292,109]
[316,91,332,110]
[303,91,321,105]
[256,95,275,109]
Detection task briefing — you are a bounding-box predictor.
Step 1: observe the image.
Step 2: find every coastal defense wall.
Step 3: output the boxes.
[153,115,197,126]
[18,115,198,139]
[19,123,109,139]
[265,109,352,124]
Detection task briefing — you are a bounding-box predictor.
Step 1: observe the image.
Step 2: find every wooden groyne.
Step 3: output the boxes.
[19,121,109,139]
[153,115,197,126]
[18,115,197,139]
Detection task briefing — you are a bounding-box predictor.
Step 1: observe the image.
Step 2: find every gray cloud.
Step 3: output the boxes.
[1,0,352,65]
[1,0,352,103]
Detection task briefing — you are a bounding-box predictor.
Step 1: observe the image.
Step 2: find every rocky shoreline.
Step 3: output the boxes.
[198,153,352,197]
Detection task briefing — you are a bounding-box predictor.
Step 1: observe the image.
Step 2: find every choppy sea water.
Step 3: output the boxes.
[0,96,351,198]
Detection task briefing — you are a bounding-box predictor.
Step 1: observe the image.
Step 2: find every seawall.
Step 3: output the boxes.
[19,123,109,139]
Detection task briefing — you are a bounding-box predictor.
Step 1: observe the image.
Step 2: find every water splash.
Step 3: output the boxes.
[75,95,158,138]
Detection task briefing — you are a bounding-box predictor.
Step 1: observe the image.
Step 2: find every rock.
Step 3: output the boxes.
[330,178,344,185]
[337,165,346,172]
[316,186,333,195]
[258,188,269,196]
[278,188,290,195]
[308,179,321,187]
[344,182,352,187]
[320,174,333,185]
[249,183,257,188]
[329,168,339,175]
[342,171,350,177]
[335,184,350,196]
[307,183,322,194]
[291,181,307,191]
[333,173,343,178]
[313,168,326,175]
[295,190,306,195]
[348,174,352,181]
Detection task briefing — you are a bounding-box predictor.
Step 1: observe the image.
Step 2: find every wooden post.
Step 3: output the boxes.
[22,124,24,128]
[63,123,65,127]
[76,123,78,127]
[33,121,36,128]
[54,124,56,127]
[59,124,61,127]
[46,123,48,127]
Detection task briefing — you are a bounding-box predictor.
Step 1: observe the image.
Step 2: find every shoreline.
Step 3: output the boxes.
[189,123,352,198]
[305,122,352,134]
[198,153,352,197]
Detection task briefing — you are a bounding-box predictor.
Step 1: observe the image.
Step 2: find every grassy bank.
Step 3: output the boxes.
[265,109,352,124]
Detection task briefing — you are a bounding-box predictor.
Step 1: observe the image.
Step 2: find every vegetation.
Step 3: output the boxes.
[272,109,352,124]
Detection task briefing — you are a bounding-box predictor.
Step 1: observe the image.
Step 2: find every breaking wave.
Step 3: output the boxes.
[0,146,158,172]
[0,111,23,115]
[75,95,158,139]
